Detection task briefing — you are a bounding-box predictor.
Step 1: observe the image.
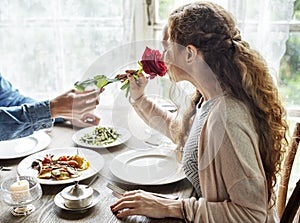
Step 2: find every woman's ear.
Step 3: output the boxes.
[186,45,198,64]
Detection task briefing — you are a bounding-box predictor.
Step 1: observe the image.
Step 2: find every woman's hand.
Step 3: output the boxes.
[110,190,182,219]
[127,71,148,101]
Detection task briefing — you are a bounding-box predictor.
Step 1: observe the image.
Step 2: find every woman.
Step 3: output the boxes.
[111,1,288,222]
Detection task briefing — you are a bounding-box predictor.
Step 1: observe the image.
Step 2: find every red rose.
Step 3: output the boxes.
[74,47,167,97]
[140,47,167,79]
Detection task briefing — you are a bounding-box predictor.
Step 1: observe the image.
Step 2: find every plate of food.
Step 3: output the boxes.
[72,125,131,149]
[0,131,51,159]
[110,148,185,185]
[17,147,104,185]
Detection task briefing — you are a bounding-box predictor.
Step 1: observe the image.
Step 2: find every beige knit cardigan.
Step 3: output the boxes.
[131,95,278,223]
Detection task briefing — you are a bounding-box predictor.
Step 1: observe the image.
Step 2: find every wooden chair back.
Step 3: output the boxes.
[277,122,300,222]
[280,178,300,223]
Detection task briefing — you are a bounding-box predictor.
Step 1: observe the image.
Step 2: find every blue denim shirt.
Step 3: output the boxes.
[0,74,52,141]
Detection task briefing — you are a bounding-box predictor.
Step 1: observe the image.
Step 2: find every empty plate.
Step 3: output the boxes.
[110,148,185,185]
[0,131,51,159]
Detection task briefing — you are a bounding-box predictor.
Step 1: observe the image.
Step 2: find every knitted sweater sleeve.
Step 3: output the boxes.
[130,95,178,142]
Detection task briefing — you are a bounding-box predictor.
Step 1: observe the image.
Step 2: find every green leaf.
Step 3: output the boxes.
[125,85,130,97]
[135,63,144,74]
[74,81,85,91]
[133,74,139,80]
[120,80,130,97]
[96,78,109,89]
[93,75,105,81]
[138,61,142,67]
[120,79,129,90]
[74,79,95,91]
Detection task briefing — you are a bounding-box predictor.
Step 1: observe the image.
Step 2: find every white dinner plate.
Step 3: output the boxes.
[0,131,51,159]
[110,148,185,185]
[17,147,104,185]
[54,189,101,211]
[72,125,131,149]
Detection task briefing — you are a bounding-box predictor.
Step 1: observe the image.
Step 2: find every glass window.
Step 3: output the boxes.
[155,0,228,24]
[279,0,300,107]
[279,0,300,189]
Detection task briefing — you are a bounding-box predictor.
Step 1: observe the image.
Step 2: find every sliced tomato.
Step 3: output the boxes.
[67,160,79,167]
[42,154,52,163]
[58,156,69,161]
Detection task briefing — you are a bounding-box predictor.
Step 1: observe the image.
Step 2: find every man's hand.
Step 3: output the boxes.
[69,113,100,128]
[50,89,101,120]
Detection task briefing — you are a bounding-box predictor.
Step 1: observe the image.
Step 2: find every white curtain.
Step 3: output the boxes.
[0,0,133,100]
[122,0,136,43]
[165,0,294,79]
[155,0,294,96]
[228,0,295,80]
[0,0,293,99]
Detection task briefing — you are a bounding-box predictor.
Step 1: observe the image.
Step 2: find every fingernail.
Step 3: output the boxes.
[84,118,94,123]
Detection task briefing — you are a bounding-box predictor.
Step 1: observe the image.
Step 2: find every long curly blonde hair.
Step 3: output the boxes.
[168,1,288,204]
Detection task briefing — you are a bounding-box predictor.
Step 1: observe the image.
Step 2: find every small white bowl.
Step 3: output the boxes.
[60,181,93,209]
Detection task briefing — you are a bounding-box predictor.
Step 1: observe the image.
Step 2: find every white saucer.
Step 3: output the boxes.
[54,189,101,211]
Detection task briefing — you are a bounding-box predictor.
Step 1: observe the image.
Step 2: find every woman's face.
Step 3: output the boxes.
[162,27,189,82]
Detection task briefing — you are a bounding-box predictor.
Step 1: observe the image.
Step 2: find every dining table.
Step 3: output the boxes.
[0,107,195,223]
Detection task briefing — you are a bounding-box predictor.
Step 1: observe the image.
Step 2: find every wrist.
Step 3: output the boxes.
[129,94,145,105]
[50,100,58,118]
[164,199,183,219]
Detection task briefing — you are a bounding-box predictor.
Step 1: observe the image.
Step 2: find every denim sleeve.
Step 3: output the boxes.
[0,100,52,141]
[0,74,35,106]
